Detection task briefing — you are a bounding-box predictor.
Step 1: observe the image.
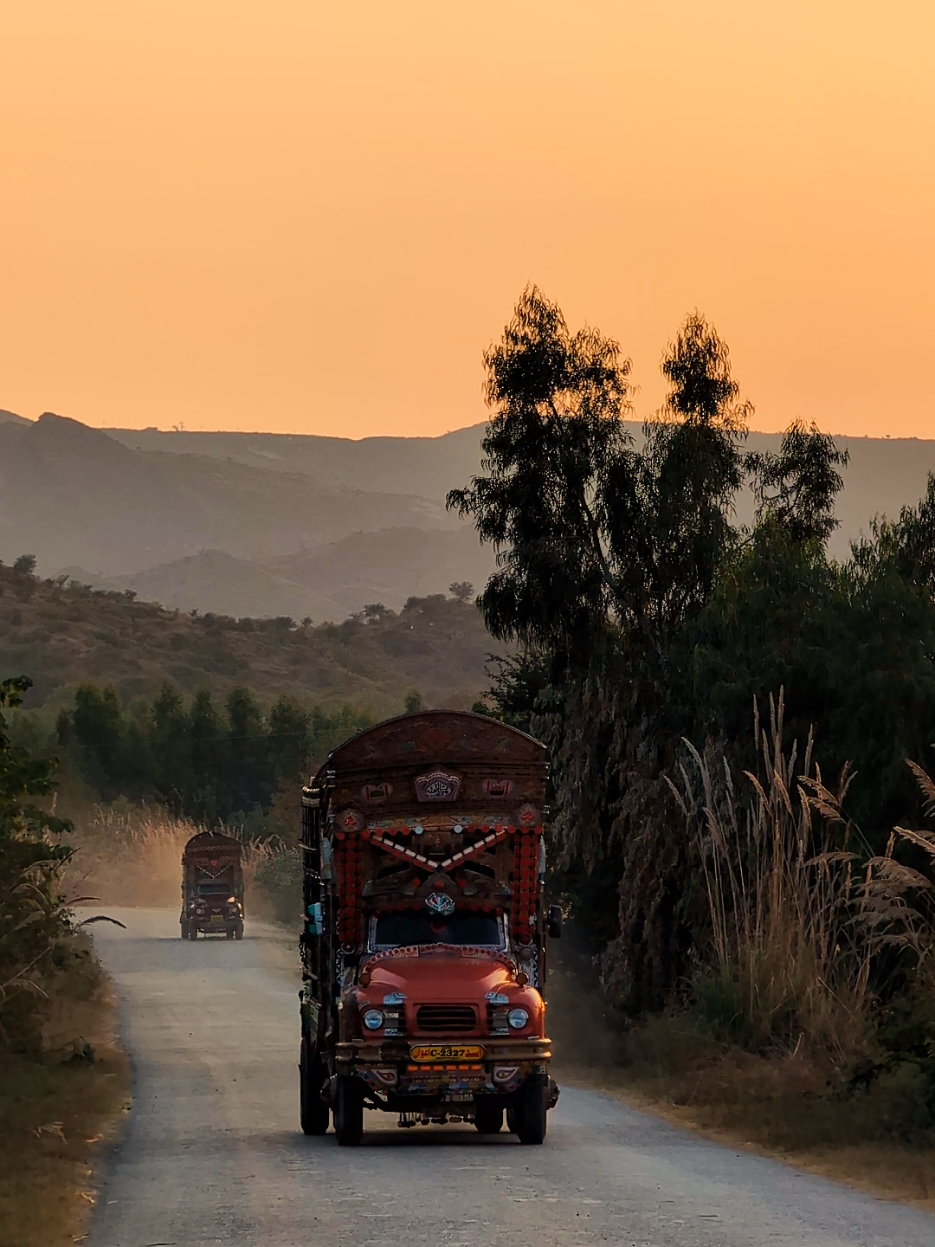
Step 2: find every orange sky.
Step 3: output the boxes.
[2,1,934,439]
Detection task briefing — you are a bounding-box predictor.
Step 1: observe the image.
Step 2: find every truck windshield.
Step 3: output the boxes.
[373,912,502,948]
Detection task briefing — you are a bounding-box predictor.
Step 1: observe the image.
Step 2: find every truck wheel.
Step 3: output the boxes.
[506,1105,521,1134]
[180,921,190,940]
[299,1041,330,1136]
[226,926,235,939]
[333,1075,364,1146]
[474,1101,504,1134]
[187,925,198,940]
[516,1074,548,1145]
[234,923,244,940]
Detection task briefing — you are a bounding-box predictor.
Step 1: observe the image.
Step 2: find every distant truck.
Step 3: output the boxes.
[298,710,561,1145]
[180,831,245,940]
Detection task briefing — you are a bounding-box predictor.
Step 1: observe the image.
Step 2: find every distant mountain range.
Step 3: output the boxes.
[1,407,934,621]
[62,527,498,621]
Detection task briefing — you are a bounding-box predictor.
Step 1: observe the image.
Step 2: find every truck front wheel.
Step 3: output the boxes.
[333,1075,364,1146]
[299,1040,330,1136]
[515,1074,548,1145]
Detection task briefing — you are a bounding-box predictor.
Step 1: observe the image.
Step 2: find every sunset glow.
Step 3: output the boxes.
[2,1,934,437]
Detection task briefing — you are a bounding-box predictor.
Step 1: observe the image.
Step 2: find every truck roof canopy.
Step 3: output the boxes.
[317,710,545,779]
[314,711,547,828]
[182,830,242,861]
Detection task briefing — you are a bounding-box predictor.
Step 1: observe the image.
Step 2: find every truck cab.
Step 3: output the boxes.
[298,710,560,1145]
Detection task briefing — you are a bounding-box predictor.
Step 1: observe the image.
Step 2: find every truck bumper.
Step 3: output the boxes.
[335,1037,553,1104]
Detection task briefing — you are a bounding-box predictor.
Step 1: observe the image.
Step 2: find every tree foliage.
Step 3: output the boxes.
[63,684,370,825]
[453,286,934,1018]
[448,285,633,651]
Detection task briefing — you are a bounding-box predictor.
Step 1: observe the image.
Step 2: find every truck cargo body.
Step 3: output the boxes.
[180,831,244,939]
[298,710,560,1145]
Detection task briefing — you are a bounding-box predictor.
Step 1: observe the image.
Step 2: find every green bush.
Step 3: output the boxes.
[0,676,73,1051]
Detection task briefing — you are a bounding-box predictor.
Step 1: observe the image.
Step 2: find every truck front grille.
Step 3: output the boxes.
[487,1003,509,1035]
[415,1004,477,1033]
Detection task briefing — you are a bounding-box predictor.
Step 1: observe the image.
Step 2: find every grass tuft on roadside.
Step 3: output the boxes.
[579,1013,935,1210]
[0,975,130,1247]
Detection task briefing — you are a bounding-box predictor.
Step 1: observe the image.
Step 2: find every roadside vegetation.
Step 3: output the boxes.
[453,287,935,1189]
[61,803,301,926]
[0,675,130,1246]
[0,566,491,717]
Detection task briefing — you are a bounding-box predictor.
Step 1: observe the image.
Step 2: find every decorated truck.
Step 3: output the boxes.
[298,710,561,1146]
[180,831,245,940]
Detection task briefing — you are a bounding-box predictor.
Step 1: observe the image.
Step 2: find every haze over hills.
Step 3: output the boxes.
[0,408,30,426]
[0,412,459,578]
[2,408,935,623]
[64,528,499,622]
[106,419,935,559]
[105,422,490,502]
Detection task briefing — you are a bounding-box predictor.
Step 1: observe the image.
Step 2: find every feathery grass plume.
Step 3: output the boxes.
[668,690,874,1060]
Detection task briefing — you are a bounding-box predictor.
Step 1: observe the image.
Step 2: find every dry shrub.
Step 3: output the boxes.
[63,806,193,908]
[0,970,130,1247]
[63,803,286,919]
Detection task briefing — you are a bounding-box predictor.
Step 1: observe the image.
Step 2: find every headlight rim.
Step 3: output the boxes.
[506,1006,530,1030]
[362,1008,385,1031]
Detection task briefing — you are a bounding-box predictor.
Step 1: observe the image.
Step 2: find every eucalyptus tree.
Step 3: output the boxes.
[448,284,633,654]
[449,291,756,1010]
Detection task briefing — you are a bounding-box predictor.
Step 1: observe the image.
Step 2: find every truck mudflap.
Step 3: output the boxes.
[548,1076,560,1108]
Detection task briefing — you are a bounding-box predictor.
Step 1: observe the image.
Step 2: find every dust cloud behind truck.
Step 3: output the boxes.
[180,831,245,940]
[298,710,560,1145]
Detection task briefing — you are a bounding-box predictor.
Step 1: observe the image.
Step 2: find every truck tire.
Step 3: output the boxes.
[299,1040,330,1136]
[516,1074,548,1145]
[234,923,244,940]
[333,1075,364,1146]
[187,925,198,940]
[180,921,190,940]
[226,926,235,939]
[474,1101,504,1134]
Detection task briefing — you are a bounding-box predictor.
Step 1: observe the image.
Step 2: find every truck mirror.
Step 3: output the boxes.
[546,905,562,939]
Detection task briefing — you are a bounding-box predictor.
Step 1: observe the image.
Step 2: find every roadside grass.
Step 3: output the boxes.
[549,960,935,1213]
[548,701,933,1212]
[579,1014,935,1211]
[0,974,130,1247]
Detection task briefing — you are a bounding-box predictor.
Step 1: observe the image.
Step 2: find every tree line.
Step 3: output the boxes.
[57,685,371,826]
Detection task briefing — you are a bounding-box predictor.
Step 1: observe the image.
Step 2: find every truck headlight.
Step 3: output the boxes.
[362,1009,385,1031]
[507,1008,529,1030]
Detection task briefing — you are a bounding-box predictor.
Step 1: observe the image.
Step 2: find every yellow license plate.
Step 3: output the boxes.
[210,915,225,923]
[410,1044,484,1063]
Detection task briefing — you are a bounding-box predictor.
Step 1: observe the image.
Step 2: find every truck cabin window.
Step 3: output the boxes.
[373,912,502,949]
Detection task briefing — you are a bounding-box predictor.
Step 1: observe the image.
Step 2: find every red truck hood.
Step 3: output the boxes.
[365,949,515,999]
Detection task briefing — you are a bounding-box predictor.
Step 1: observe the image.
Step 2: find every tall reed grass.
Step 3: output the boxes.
[63,805,281,915]
[668,692,935,1063]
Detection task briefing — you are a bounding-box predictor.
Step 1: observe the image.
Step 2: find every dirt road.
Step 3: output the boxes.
[87,909,935,1247]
